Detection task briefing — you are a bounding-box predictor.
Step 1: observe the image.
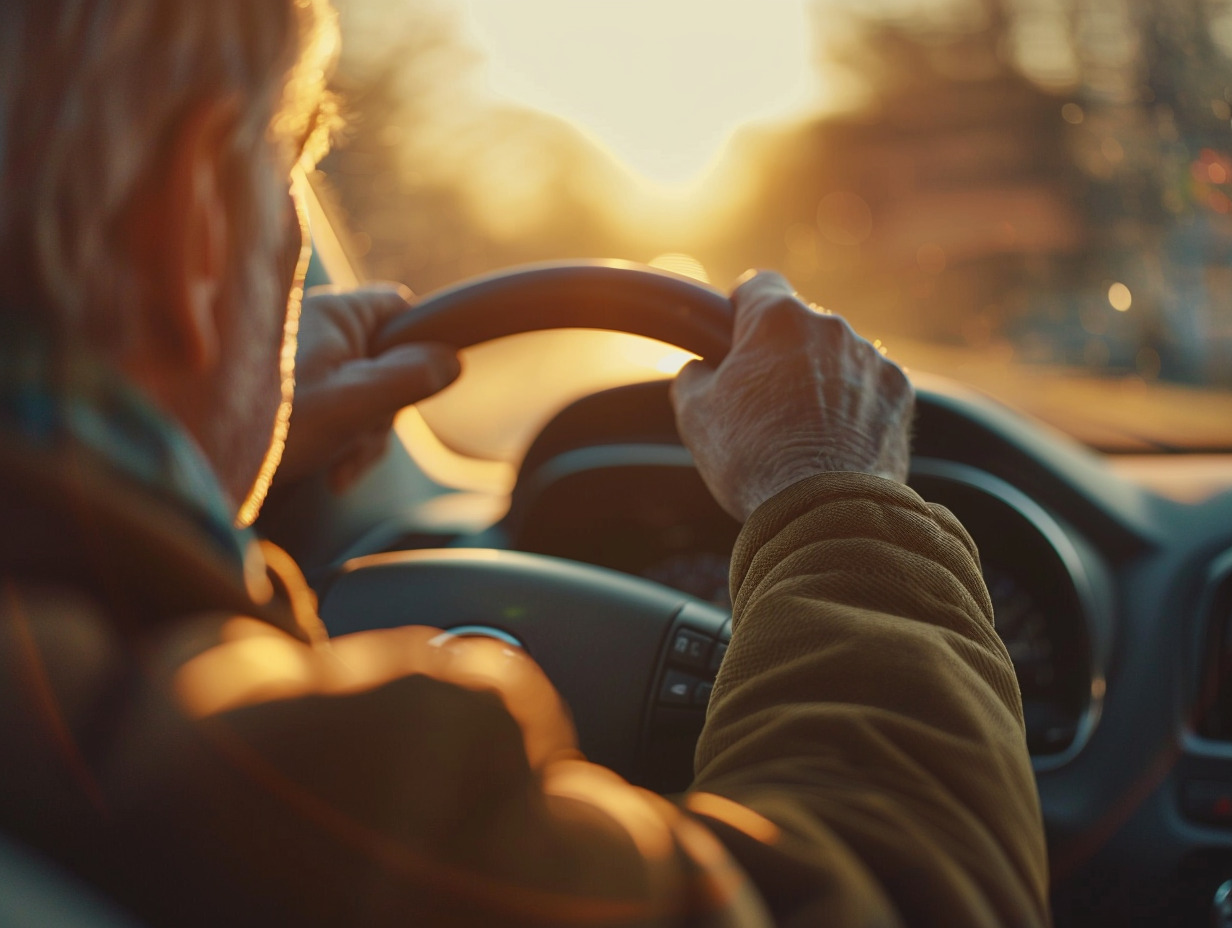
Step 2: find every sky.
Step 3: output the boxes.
[462,0,822,189]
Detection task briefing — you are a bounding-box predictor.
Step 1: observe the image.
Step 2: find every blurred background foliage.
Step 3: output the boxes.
[317,0,1232,452]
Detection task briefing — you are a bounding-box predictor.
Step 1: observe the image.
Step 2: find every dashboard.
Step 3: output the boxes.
[512,441,1099,764]
[492,376,1232,926]
[507,379,1113,765]
[270,371,1232,926]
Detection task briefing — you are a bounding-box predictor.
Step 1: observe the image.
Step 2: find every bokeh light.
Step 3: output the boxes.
[1108,282,1133,312]
[323,0,1232,458]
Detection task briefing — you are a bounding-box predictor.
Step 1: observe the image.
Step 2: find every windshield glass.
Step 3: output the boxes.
[317,0,1232,462]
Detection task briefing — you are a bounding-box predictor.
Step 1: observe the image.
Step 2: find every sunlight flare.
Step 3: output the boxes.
[463,0,818,189]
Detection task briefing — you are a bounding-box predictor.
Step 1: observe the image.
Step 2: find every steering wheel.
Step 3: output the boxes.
[373,259,734,361]
[317,261,738,793]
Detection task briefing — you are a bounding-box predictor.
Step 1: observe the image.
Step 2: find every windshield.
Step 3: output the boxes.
[317,0,1232,464]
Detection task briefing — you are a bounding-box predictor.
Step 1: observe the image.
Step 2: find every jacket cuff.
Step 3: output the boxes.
[729,471,986,628]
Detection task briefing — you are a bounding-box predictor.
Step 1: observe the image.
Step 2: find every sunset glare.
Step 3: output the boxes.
[325,0,1232,460]
[463,0,817,189]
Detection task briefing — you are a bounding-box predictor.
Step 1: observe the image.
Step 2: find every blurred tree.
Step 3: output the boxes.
[703,1,1088,352]
[319,0,1232,386]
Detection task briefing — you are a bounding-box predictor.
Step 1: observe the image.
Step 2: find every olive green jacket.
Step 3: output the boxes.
[0,427,1047,927]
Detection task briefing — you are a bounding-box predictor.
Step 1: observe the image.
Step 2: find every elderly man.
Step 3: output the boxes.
[0,1,1048,926]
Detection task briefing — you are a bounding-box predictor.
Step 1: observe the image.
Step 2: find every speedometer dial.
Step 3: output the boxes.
[510,439,1097,762]
[982,563,1083,755]
[639,550,1085,756]
[984,565,1056,692]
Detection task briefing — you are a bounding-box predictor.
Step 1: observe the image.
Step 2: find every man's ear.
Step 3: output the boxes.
[134,100,236,372]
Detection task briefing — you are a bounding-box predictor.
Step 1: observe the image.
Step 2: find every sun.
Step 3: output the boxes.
[462,0,819,190]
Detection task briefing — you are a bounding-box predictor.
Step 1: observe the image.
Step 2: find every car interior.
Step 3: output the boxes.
[11,1,1232,925]
[254,253,1232,926]
[287,0,1232,918]
[263,2,1232,919]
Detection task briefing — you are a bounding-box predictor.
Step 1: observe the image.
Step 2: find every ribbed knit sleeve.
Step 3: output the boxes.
[690,472,1050,928]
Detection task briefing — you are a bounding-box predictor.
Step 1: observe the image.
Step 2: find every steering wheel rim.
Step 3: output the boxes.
[375,260,735,364]
[315,260,738,791]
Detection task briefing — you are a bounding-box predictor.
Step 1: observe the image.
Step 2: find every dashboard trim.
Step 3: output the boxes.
[514,442,697,515]
[910,457,1106,773]
[1182,547,1232,759]
[513,440,1106,772]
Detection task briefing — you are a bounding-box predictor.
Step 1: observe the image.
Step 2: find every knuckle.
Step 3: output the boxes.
[732,269,791,302]
[882,355,912,387]
[888,374,916,413]
[809,308,854,337]
[758,291,810,320]
[878,358,912,394]
[750,295,815,342]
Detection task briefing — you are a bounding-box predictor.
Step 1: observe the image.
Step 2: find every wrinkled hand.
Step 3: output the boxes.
[672,271,914,523]
[276,285,461,492]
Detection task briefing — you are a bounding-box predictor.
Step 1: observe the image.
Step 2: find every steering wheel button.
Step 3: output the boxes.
[660,670,700,706]
[709,642,728,675]
[669,629,712,670]
[693,682,714,707]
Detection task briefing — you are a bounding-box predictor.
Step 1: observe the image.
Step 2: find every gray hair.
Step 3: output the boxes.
[0,0,339,347]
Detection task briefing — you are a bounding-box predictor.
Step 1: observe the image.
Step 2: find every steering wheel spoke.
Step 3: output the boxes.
[320,548,728,787]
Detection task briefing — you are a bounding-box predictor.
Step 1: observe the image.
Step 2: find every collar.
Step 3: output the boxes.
[0,314,254,573]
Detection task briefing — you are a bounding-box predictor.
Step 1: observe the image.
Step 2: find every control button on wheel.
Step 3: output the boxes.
[660,670,701,706]
[669,629,712,671]
[693,682,714,707]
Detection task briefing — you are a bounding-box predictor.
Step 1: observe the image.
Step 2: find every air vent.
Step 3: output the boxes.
[1196,561,1232,742]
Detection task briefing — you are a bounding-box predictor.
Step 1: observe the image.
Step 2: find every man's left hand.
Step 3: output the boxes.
[276,285,461,492]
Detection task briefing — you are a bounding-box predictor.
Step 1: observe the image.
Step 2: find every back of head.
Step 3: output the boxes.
[0,0,339,352]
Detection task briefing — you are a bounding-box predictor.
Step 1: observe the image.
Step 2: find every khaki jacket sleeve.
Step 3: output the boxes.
[688,472,1050,928]
[4,472,1046,927]
[97,618,771,928]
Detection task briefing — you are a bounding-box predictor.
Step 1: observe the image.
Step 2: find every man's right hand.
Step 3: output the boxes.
[671,271,915,523]
[277,285,461,493]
